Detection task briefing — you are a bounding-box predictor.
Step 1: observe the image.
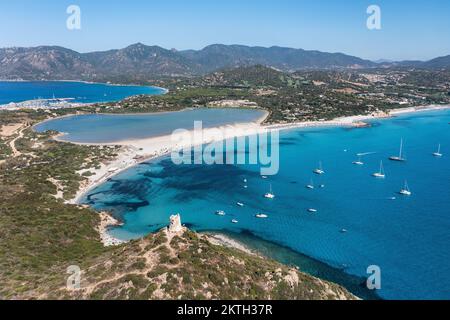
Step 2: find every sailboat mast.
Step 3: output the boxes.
[399,139,403,158]
[380,161,384,174]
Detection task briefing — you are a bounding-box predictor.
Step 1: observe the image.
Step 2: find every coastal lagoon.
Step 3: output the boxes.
[34,108,267,143]
[0,81,165,105]
[81,109,450,300]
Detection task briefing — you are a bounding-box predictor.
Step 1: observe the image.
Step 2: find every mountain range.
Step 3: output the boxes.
[0,43,449,81]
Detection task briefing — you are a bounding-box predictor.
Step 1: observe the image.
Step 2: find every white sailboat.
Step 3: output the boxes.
[352,155,364,165]
[433,144,443,157]
[308,208,318,213]
[306,178,315,189]
[399,181,412,196]
[215,210,226,216]
[389,138,406,162]
[231,219,239,224]
[313,161,325,175]
[372,161,386,178]
[256,213,268,219]
[236,202,244,207]
[264,184,275,199]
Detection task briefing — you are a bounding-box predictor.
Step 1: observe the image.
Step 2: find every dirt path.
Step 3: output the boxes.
[69,228,184,298]
[8,125,28,157]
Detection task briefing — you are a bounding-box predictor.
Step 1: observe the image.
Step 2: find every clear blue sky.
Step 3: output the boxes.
[0,0,449,61]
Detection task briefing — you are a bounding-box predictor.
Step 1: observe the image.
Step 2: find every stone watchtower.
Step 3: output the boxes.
[168,214,185,234]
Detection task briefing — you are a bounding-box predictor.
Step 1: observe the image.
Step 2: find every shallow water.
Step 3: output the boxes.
[35,108,267,143]
[83,109,450,299]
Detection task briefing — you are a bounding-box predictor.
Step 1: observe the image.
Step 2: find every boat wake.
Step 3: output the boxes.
[356,152,377,156]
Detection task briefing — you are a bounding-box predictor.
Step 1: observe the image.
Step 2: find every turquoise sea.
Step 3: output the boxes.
[0,81,164,105]
[79,109,450,300]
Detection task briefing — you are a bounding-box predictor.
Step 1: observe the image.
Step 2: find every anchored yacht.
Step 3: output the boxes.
[433,144,443,157]
[399,181,412,196]
[264,184,275,199]
[313,161,325,175]
[389,138,406,162]
[372,161,386,178]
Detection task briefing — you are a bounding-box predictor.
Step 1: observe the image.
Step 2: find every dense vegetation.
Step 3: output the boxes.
[55,230,354,300]
[0,113,119,298]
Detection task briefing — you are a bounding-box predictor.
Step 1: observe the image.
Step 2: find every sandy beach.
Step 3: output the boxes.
[265,104,450,131]
[59,104,449,246]
[97,212,127,246]
[205,233,256,256]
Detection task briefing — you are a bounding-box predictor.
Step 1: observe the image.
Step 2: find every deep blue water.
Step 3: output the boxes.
[34,108,267,143]
[0,81,164,105]
[82,110,450,300]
